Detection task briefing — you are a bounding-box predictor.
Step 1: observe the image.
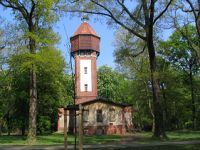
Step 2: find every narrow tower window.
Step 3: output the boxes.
[84,67,88,74]
[84,84,88,92]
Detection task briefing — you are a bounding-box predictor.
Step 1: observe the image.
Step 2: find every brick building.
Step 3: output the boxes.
[58,16,133,135]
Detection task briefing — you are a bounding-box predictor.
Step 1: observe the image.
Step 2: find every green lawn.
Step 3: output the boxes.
[167,130,200,141]
[0,131,200,146]
[0,133,122,145]
[127,131,200,143]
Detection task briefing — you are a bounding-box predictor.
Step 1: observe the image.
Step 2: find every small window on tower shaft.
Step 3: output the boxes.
[84,84,88,92]
[84,67,87,74]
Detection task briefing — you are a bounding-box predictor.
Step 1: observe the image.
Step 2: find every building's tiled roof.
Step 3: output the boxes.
[78,98,132,107]
[73,22,98,36]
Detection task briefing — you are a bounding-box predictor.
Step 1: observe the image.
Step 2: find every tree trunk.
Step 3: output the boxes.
[0,120,2,136]
[21,124,26,136]
[142,0,165,138]
[161,83,168,130]
[147,27,165,138]
[197,0,200,38]
[148,96,155,133]
[27,66,37,142]
[6,112,11,136]
[27,35,37,143]
[144,81,155,132]
[189,67,196,129]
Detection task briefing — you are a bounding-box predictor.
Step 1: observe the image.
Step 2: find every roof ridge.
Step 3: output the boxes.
[73,22,98,36]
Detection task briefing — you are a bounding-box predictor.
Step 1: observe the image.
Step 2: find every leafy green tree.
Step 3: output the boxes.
[157,57,192,130]
[160,25,200,129]
[97,65,133,103]
[0,17,14,135]
[66,0,174,137]
[114,28,155,131]
[0,0,64,142]
[8,48,68,135]
[0,70,14,135]
[113,27,196,131]
[168,0,200,61]
[175,0,200,39]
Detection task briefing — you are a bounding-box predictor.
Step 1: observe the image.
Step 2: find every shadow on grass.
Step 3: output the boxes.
[0,133,123,145]
[83,135,122,144]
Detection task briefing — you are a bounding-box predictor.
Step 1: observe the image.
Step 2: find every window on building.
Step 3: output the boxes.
[84,84,88,92]
[109,109,116,122]
[96,109,103,123]
[84,67,87,74]
[83,110,89,122]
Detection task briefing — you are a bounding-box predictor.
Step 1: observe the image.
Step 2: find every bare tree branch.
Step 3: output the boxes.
[131,44,146,58]
[0,45,5,50]
[153,0,173,25]
[68,0,146,40]
[185,0,200,38]
[116,0,145,28]
[0,0,29,23]
[185,0,198,19]
[68,10,112,18]
[181,9,199,12]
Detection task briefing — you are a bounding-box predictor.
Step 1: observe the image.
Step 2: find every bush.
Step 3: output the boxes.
[184,121,193,129]
[38,116,51,134]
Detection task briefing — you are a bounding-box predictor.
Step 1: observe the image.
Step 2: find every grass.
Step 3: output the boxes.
[167,130,200,141]
[0,130,200,146]
[0,133,122,145]
[124,131,200,143]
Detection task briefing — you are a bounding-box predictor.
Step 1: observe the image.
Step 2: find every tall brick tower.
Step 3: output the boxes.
[70,16,100,104]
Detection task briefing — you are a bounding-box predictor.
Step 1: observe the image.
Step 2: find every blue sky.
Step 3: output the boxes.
[0,6,172,69]
[0,7,116,68]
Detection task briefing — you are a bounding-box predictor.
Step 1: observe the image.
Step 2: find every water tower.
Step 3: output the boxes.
[70,16,100,104]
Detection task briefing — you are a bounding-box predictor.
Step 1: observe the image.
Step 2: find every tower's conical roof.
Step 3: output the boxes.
[70,16,100,53]
[73,22,98,36]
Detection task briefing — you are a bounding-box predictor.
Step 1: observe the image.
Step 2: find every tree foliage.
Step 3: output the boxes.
[97,65,133,103]
[160,25,200,129]
[0,0,66,142]
[114,22,200,132]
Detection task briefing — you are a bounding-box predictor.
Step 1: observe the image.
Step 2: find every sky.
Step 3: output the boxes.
[0,5,172,70]
[0,6,117,68]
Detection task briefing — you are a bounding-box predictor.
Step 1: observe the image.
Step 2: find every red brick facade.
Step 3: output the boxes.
[82,125,126,135]
[58,102,134,134]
